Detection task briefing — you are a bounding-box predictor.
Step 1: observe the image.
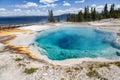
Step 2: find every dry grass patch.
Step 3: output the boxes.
[15,58,24,62]
[24,68,38,74]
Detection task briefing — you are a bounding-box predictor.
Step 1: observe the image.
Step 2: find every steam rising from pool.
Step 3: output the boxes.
[35,27,120,60]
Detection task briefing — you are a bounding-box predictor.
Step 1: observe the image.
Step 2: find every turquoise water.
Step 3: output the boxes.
[35,26,120,60]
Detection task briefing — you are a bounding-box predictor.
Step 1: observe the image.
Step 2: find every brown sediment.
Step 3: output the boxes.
[0,28,38,59]
[0,35,17,44]
[6,45,39,60]
[0,28,32,37]
[0,28,40,60]
[0,28,33,44]
[5,45,51,64]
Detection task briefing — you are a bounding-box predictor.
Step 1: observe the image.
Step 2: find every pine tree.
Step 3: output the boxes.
[71,14,75,22]
[114,8,120,18]
[48,10,55,22]
[74,14,78,22]
[84,6,91,21]
[91,8,97,21]
[78,11,84,22]
[84,6,88,21]
[66,14,71,22]
[110,4,115,18]
[103,4,109,18]
[57,17,60,22]
[65,4,120,22]
[87,7,92,21]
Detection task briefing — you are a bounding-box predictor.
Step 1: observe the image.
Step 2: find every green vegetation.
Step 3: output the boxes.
[49,4,120,22]
[88,63,110,71]
[15,58,23,61]
[78,11,84,22]
[86,70,101,78]
[24,68,38,74]
[74,66,83,71]
[18,63,26,67]
[98,63,110,68]
[112,62,120,68]
[57,17,60,22]
[48,10,55,22]
[86,63,112,79]
[66,4,120,22]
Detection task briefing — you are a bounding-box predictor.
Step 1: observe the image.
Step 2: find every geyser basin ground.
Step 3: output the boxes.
[35,26,120,60]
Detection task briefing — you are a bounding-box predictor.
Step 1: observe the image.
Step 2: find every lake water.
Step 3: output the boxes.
[35,26,120,60]
[0,15,66,25]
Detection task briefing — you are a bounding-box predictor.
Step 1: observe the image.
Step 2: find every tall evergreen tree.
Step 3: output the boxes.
[57,17,60,22]
[103,4,109,18]
[66,14,71,21]
[84,6,91,21]
[114,8,120,18]
[91,7,94,20]
[78,11,84,22]
[66,4,120,22]
[84,6,88,21]
[91,7,97,21]
[87,7,92,21]
[48,10,55,22]
[110,4,115,18]
[71,14,75,22]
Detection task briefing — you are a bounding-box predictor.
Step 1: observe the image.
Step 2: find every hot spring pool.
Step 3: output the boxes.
[35,26,120,60]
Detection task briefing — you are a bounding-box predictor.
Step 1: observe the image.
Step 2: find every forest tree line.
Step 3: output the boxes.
[48,4,120,22]
[66,4,120,22]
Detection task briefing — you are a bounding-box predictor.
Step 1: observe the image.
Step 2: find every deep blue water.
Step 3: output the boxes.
[35,26,120,60]
[0,15,66,25]
[0,16,48,25]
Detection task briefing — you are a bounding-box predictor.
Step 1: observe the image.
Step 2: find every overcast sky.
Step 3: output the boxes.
[0,0,120,16]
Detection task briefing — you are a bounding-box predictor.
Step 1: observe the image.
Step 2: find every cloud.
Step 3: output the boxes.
[16,2,38,8]
[13,9,21,12]
[39,0,58,8]
[63,1,71,6]
[16,2,57,9]
[90,4,120,13]
[91,4,96,7]
[95,5,104,12]
[0,8,6,11]
[38,3,57,8]
[75,0,85,3]
[1,3,120,17]
[54,7,84,15]
[39,0,58,4]
[96,4,113,12]
[0,9,48,16]
[45,3,57,7]
[116,4,120,9]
